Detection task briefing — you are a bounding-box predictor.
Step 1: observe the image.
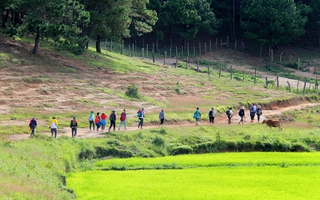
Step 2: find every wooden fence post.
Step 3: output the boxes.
[280,52,283,64]
[197,58,199,72]
[230,65,233,79]
[175,53,180,68]
[254,67,257,85]
[287,81,291,92]
[265,77,268,86]
[193,45,196,56]
[219,65,222,77]
[132,43,134,57]
[181,45,183,57]
[146,44,149,58]
[205,42,207,54]
[110,40,113,52]
[152,50,155,63]
[276,76,279,89]
[141,48,144,60]
[316,76,319,90]
[303,80,307,95]
[208,63,210,75]
[163,51,167,65]
[186,57,188,69]
[187,42,189,57]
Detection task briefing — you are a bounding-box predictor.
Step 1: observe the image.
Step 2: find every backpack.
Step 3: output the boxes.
[256,108,262,115]
[110,113,115,121]
[120,112,126,121]
[250,106,255,112]
[137,110,142,117]
[226,110,230,116]
[239,109,244,116]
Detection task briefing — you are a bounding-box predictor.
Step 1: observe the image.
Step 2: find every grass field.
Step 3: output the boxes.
[68,153,320,200]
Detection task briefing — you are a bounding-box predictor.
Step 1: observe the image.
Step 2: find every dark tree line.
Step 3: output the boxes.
[1,0,320,55]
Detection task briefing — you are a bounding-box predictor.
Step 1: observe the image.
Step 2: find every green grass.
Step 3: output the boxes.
[68,153,320,200]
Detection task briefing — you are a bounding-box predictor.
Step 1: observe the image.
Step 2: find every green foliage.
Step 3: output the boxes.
[286,61,299,69]
[152,136,165,147]
[169,145,193,155]
[125,83,140,98]
[241,0,309,47]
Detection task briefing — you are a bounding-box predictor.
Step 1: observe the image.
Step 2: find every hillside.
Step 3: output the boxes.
[0,35,318,136]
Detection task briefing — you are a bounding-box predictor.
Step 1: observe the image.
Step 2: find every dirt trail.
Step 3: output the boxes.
[5,102,319,141]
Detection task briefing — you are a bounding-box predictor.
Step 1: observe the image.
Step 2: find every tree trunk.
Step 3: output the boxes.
[96,34,101,53]
[33,31,40,55]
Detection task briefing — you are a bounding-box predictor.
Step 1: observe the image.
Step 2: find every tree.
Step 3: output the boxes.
[241,0,309,55]
[157,0,220,46]
[5,0,89,54]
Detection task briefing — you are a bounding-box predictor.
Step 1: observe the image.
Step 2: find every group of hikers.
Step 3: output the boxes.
[193,104,263,126]
[28,107,166,138]
[28,104,261,138]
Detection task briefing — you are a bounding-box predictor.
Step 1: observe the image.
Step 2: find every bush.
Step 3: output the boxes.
[169,145,193,155]
[125,84,140,98]
[95,146,134,158]
[152,136,165,147]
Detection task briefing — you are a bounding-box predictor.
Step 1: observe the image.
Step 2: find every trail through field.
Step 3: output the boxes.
[5,102,319,141]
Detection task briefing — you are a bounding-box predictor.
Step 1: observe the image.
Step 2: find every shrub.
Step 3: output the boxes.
[169,145,193,155]
[95,146,134,158]
[125,84,140,98]
[152,136,165,147]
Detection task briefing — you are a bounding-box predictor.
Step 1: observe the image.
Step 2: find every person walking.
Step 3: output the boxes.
[256,105,263,122]
[88,111,95,131]
[109,110,116,132]
[159,109,165,126]
[226,108,233,124]
[95,112,101,131]
[100,113,107,131]
[138,108,145,129]
[208,108,215,124]
[49,116,59,138]
[118,109,127,130]
[250,104,256,123]
[29,117,37,137]
[238,106,245,124]
[70,116,78,137]
[193,107,201,126]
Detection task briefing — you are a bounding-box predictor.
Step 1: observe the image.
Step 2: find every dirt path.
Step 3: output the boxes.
[5,102,319,141]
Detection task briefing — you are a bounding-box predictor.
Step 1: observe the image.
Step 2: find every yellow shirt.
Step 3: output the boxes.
[49,118,59,128]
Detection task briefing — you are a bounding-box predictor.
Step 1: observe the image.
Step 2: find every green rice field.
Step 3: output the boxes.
[68,153,320,200]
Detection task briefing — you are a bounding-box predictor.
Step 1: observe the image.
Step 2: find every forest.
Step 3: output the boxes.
[0,0,319,54]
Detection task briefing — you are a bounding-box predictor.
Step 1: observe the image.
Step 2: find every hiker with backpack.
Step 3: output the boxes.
[208,108,215,124]
[137,108,145,129]
[70,116,78,137]
[118,109,127,130]
[29,117,37,137]
[193,107,201,126]
[100,113,107,131]
[95,112,101,131]
[159,109,165,126]
[250,104,256,123]
[226,108,233,124]
[238,106,245,124]
[109,110,117,132]
[256,105,263,122]
[88,111,95,131]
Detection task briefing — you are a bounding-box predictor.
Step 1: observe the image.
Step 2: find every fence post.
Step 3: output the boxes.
[141,48,144,60]
[110,40,113,52]
[265,77,268,86]
[132,43,134,57]
[175,53,180,68]
[287,81,291,92]
[303,80,307,95]
[219,65,222,78]
[186,57,188,69]
[298,58,300,70]
[146,44,149,58]
[164,51,167,65]
[152,50,155,63]
[187,42,189,57]
[193,45,196,56]
[254,67,257,85]
[276,76,279,89]
[230,65,233,79]
[316,76,319,90]
[197,58,199,72]
[208,63,210,75]
[205,42,207,54]
[280,52,283,64]
[234,40,237,50]
[181,45,184,57]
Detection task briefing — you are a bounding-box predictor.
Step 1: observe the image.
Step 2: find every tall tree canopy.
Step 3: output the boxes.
[3,0,89,54]
[241,0,309,50]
